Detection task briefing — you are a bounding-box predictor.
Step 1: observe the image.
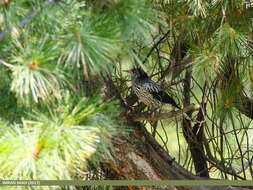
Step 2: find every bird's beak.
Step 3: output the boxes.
[123,70,132,74]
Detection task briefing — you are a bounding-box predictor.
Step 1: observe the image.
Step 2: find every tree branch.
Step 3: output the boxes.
[191,101,209,178]
[142,29,170,64]
[133,104,200,122]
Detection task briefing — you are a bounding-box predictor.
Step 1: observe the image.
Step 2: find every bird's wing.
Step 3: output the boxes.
[142,80,160,92]
[150,90,180,109]
[143,81,180,109]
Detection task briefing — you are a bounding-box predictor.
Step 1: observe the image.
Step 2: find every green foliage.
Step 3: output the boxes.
[0,92,124,180]
[0,66,19,121]
[60,20,119,77]
[0,0,155,181]
[7,35,67,104]
[0,0,252,182]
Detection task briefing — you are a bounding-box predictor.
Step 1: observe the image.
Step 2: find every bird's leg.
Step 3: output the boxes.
[151,120,158,137]
[148,108,159,137]
[148,107,159,115]
[149,109,161,137]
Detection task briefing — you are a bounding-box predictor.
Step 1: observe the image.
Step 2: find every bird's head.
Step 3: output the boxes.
[124,67,148,80]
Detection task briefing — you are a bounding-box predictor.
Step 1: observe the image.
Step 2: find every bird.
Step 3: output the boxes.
[124,67,191,120]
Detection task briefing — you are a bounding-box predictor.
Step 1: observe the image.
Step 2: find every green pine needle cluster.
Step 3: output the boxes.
[0,0,253,182]
[0,92,124,180]
[0,0,154,181]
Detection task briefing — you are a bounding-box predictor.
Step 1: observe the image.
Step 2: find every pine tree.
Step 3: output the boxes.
[0,0,253,190]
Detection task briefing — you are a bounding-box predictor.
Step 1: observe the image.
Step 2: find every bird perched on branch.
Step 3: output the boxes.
[125,67,191,120]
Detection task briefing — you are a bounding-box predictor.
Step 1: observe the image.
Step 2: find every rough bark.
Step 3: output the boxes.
[101,75,251,190]
[102,117,250,190]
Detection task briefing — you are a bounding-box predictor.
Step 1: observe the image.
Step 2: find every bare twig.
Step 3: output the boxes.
[142,29,170,64]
